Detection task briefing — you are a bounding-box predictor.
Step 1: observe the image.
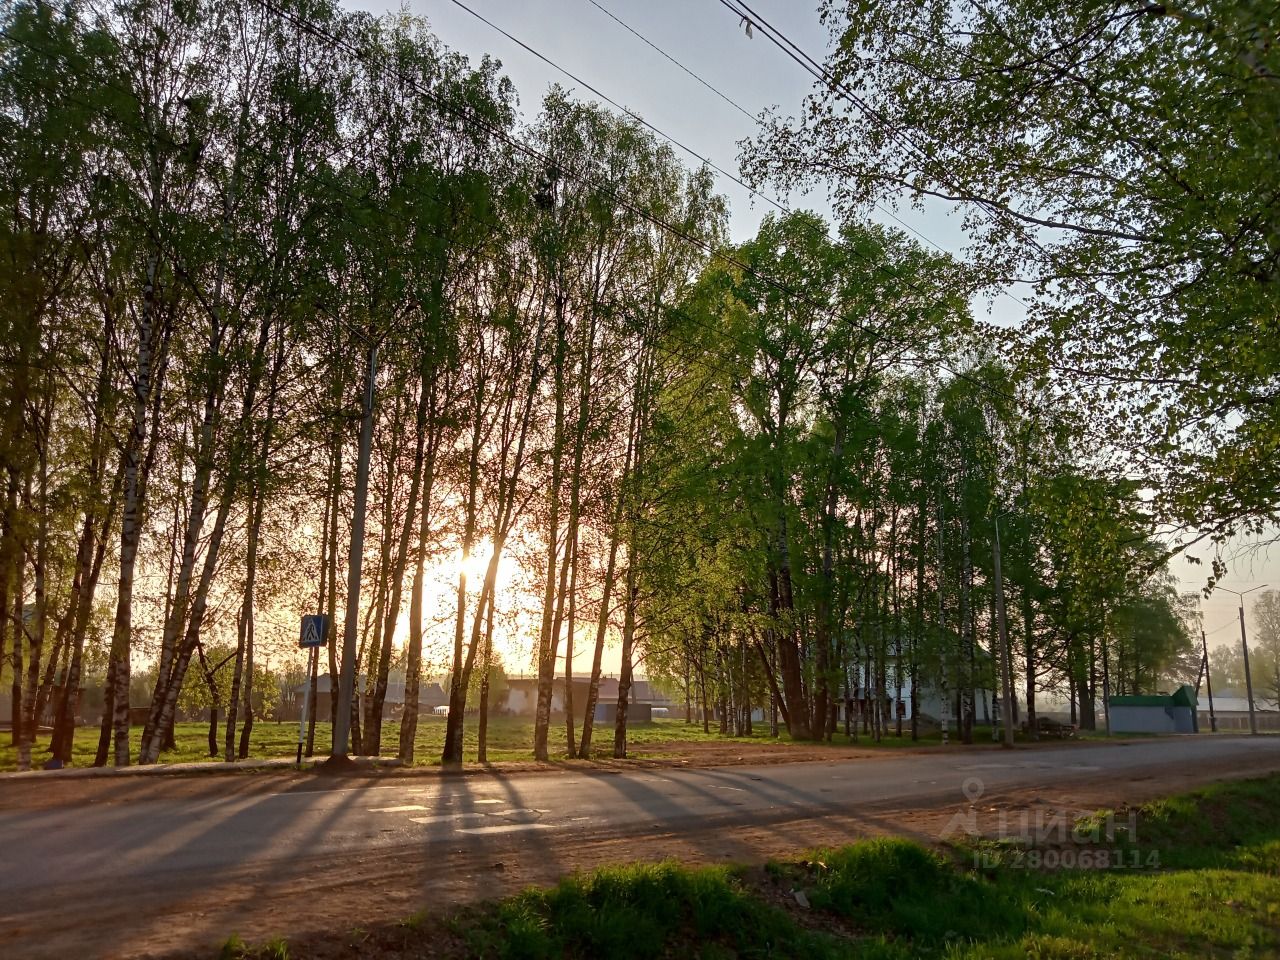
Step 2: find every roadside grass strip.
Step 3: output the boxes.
[223,774,1280,959]
[0,716,990,774]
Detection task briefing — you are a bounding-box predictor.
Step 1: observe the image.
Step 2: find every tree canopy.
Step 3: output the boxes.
[741,1,1280,555]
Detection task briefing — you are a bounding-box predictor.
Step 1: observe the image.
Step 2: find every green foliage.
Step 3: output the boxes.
[0,0,1207,769]
[743,0,1280,545]
[444,659,508,707]
[464,861,852,960]
[1249,590,1280,703]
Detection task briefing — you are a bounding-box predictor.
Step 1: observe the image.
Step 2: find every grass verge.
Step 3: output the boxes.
[1,715,976,773]
[223,773,1280,959]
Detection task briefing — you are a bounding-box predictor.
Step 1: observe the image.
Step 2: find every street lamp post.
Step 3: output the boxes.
[1216,584,1266,737]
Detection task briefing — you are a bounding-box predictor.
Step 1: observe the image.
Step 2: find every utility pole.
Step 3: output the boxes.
[1218,584,1265,737]
[329,342,379,765]
[992,515,1015,748]
[1240,606,1258,736]
[1200,628,1217,733]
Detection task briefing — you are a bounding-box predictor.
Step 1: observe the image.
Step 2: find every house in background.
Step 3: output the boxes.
[288,673,448,722]
[814,644,1008,729]
[500,675,670,723]
[890,676,1007,727]
[1200,688,1280,732]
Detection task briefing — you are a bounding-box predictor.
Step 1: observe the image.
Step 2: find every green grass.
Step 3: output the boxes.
[457,861,864,960]
[0,714,986,772]
[2,714,696,771]
[225,774,1280,959]
[0,715,795,772]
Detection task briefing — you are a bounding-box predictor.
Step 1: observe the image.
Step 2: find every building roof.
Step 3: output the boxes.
[1202,695,1280,713]
[1111,695,1176,708]
[296,674,447,706]
[503,675,666,702]
[1110,685,1198,709]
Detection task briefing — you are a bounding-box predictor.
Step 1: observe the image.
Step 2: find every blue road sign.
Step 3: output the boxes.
[300,614,330,648]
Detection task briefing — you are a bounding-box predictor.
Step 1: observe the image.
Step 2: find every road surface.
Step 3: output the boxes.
[2,736,1278,958]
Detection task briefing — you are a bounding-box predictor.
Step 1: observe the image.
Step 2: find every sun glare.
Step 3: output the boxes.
[456,539,497,583]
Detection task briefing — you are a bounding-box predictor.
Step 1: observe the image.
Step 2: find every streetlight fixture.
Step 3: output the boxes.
[1214,584,1267,736]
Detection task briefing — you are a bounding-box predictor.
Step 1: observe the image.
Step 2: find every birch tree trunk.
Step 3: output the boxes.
[612,568,639,759]
[140,313,272,765]
[398,400,440,763]
[563,535,579,756]
[18,388,53,771]
[196,643,220,757]
[225,479,265,762]
[236,613,255,760]
[441,401,484,767]
[308,459,332,758]
[442,293,545,767]
[532,297,568,762]
[359,431,401,752]
[51,494,115,763]
[365,381,430,756]
[109,250,162,767]
[577,392,636,758]
[476,586,497,764]
[10,542,24,758]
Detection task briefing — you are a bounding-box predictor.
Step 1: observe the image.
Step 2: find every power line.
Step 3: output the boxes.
[578,0,1003,293]
[714,0,1033,309]
[714,0,1150,390]
[4,10,1128,697]
[583,0,756,124]
[260,0,943,353]
[704,0,1155,439]
[449,1,792,230]
[717,0,957,196]
[454,0,1000,325]
[434,0,1038,414]
[1205,618,1239,636]
[458,0,1039,419]
[0,18,871,527]
[0,20,825,430]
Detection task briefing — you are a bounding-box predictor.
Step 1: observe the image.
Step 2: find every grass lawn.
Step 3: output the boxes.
[226,774,1280,959]
[0,714,984,772]
[4,714,700,771]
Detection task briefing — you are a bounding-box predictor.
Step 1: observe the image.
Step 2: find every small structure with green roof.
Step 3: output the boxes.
[1109,685,1198,734]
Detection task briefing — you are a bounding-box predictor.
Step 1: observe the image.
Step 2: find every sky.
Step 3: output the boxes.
[351,0,1279,659]
[352,0,987,274]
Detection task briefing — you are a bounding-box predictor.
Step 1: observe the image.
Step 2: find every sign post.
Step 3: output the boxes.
[297,615,329,766]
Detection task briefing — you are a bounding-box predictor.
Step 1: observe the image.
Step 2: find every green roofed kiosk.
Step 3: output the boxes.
[1108,685,1199,734]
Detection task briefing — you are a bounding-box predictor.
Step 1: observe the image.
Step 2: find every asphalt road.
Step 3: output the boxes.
[2,735,1279,957]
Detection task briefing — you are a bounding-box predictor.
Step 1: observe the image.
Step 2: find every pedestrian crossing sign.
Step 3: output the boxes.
[300,614,329,648]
